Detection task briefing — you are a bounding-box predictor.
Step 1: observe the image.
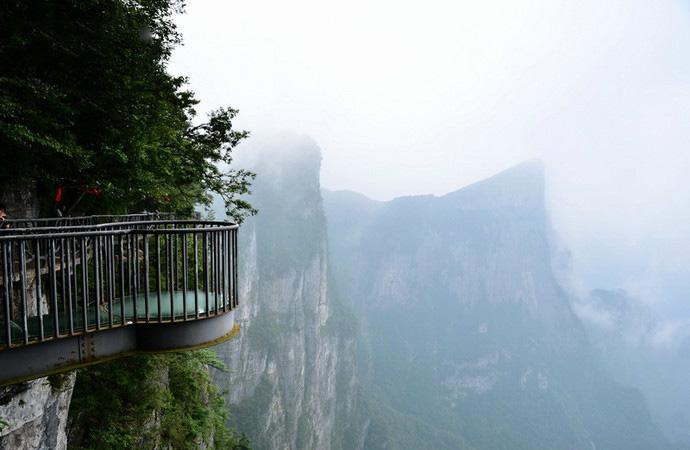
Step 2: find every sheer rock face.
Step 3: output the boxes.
[326,160,575,323]
[0,374,76,450]
[0,183,77,450]
[324,161,669,450]
[213,135,361,450]
[0,181,40,219]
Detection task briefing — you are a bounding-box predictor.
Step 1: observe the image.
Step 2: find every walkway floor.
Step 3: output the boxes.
[2,291,224,346]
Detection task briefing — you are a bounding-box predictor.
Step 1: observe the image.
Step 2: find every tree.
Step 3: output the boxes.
[0,2,254,447]
[0,0,255,222]
[67,351,251,449]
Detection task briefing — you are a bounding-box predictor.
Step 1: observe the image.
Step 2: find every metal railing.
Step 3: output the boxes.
[0,216,238,349]
[0,212,186,229]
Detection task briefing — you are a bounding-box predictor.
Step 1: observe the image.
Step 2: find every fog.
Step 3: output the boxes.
[170,0,690,334]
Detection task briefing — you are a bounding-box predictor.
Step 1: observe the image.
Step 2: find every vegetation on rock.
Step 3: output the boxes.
[68,351,250,450]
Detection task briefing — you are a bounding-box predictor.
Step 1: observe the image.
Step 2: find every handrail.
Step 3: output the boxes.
[0,216,239,350]
[0,212,187,229]
[0,220,238,238]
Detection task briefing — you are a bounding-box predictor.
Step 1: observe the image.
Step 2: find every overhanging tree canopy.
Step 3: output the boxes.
[0,0,255,221]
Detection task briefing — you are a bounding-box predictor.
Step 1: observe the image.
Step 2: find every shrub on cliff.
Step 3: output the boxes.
[67,351,250,449]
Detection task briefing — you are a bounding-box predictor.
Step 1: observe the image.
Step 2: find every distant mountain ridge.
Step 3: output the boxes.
[327,160,574,324]
[324,160,672,449]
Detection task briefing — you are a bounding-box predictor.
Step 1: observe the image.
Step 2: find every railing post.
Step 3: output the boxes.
[94,234,101,330]
[65,238,73,335]
[221,230,227,312]
[182,233,188,321]
[156,234,162,322]
[132,234,138,323]
[226,231,230,310]
[233,228,238,308]
[167,233,174,321]
[144,233,150,323]
[107,234,115,328]
[203,232,209,317]
[34,240,44,341]
[119,234,126,324]
[60,238,67,322]
[2,243,11,347]
[48,238,60,339]
[172,232,178,293]
[194,232,199,319]
[69,238,77,334]
[226,229,231,311]
[19,240,29,344]
[81,237,89,331]
[213,231,219,315]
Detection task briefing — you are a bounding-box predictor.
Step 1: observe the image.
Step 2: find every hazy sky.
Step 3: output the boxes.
[170,1,690,328]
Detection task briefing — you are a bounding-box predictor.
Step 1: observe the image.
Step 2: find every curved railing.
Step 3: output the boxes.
[0,212,186,229]
[0,215,239,385]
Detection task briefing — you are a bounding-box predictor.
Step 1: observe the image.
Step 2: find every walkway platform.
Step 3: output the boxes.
[0,215,240,386]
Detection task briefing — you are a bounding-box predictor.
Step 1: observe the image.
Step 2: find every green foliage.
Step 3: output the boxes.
[68,351,250,449]
[356,388,475,450]
[0,0,255,222]
[47,373,72,394]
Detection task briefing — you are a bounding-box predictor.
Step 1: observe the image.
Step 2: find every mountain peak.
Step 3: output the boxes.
[237,130,320,162]
[442,159,545,213]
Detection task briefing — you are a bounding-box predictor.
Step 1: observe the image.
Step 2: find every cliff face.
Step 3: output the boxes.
[213,135,362,450]
[0,373,75,450]
[324,161,670,450]
[326,161,577,325]
[0,375,75,450]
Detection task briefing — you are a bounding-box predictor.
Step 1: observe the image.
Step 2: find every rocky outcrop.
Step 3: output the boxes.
[0,181,40,219]
[0,374,76,450]
[212,135,362,450]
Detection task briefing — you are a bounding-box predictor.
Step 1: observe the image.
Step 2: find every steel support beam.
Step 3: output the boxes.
[0,311,237,387]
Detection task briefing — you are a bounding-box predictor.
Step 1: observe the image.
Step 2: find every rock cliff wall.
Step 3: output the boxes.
[324,161,670,450]
[212,135,362,450]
